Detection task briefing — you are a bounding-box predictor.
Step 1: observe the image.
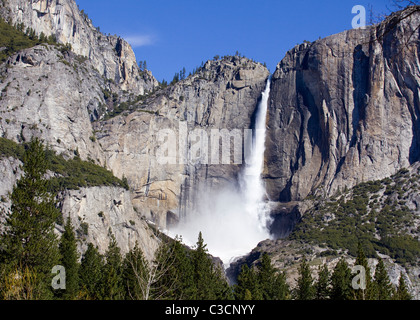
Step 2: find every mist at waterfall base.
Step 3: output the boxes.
[168,80,272,266]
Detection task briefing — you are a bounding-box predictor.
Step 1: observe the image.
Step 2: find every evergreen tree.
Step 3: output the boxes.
[100,230,124,299]
[58,217,80,300]
[154,237,196,300]
[191,232,231,300]
[150,238,180,300]
[0,137,60,298]
[191,232,216,299]
[171,72,180,85]
[257,253,289,300]
[243,289,253,300]
[79,243,104,299]
[257,253,275,300]
[122,241,149,300]
[393,273,412,300]
[330,258,353,300]
[235,264,262,300]
[213,264,234,300]
[272,271,290,300]
[180,67,186,80]
[160,79,168,88]
[133,237,193,300]
[315,264,330,300]
[372,258,393,300]
[353,243,373,300]
[295,257,315,300]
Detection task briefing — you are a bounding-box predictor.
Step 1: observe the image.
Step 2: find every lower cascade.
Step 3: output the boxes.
[168,79,272,265]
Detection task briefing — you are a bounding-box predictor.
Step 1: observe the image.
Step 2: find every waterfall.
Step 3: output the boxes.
[168,79,272,265]
[240,79,271,234]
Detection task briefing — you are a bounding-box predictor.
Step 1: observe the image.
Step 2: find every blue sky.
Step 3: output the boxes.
[75,0,394,82]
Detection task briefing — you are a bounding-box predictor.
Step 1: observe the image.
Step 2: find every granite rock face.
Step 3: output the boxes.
[227,238,420,299]
[0,45,107,162]
[1,0,420,287]
[0,0,157,94]
[266,7,420,203]
[58,186,159,260]
[95,56,270,227]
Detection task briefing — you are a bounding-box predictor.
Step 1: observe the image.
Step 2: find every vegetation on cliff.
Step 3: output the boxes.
[0,18,64,63]
[291,168,420,265]
[0,137,129,191]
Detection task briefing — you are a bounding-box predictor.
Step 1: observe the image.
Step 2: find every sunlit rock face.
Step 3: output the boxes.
[266,7,420,203]
[1,0,157,94]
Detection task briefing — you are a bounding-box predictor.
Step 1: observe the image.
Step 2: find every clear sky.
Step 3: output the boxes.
[75,0,394,82]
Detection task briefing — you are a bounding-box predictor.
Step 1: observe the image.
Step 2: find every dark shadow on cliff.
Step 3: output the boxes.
[408,29,420,164]
[350,45,369,148]
[268,203,301,239]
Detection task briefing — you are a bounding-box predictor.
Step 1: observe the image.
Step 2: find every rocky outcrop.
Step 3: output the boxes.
[227,238,420,299]
[0,153,160,259]
[0,0,158,94]
[266,7,420,203]
[58,186,159,260]
[0,44,107,162]
[0,156,21,226]
[94,56,270,227]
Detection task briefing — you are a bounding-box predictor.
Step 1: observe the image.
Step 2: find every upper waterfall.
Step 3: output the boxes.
[241,78,272,235]
[168,78,272,265]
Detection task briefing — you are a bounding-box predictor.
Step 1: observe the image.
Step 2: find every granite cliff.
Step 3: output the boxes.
[94,56,270,227]
[0,0,419,298]
[266,6,420,203]
[0,0,157,93]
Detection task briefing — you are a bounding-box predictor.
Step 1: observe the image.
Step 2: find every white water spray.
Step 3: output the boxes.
[168,79,272,265]
[240,78,271,233]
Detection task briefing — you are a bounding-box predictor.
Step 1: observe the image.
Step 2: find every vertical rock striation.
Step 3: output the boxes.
[95,56,270,228]
[0,0,157,94]
[266,7,420,203]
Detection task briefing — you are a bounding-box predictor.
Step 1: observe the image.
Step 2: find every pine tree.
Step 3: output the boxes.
[244,289,253,300]
[150,238,180,300]
[330,258,353,300]
[180,67,186,80]
[372,258,393,300]
[272,271,289,300]
[58,217,80,300]
[315,264,330,300]
[171,72,180,85]
[393,273,412,300]
[235,264,262,300]
[0,138,60,299]
[100,230,124,300]
[155,237,196,300]
[295,257,315,300]
[353,243,373,300]
[257,253,276,300]
[191,232,216,299]
[212,264,234,300]
[122,241,149,300]
[79,243,104,299]
[191,232,231,300]
[257,253,289,300]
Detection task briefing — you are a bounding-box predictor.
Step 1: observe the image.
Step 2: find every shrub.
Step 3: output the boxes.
[0,137,128,191]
